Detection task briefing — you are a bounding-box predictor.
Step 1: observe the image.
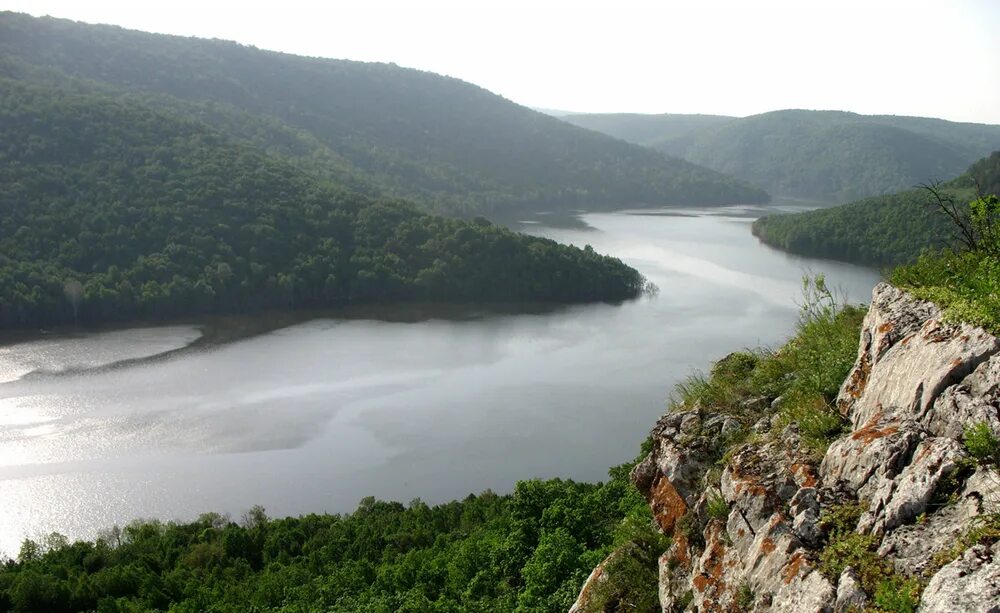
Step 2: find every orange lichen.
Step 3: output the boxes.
[877,322,894,334]
[649,476,687,533]
[693,526,729,604]
[671,533,691,568]
[791,462,818,488]
[838,352,871,414]
[851,411,898,444]
[782,552,806,585]
[760,537,776,555]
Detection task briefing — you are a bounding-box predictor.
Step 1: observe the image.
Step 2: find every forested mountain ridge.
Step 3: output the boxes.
[751,151,1000,267]
[0,12,768,214]
[0,78,649,330]
[564,109,1000,203]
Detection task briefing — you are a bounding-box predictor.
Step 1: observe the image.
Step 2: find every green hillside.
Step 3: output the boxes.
[752,152,1000,267]
[0,12,768,215]
[565,109,1000,203]
[0,79,648,330]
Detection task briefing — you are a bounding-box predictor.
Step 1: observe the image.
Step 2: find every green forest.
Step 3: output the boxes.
[752,152,1000,267]
[565,109,1000,203]
[0,79,648,330]
[0,12,767,215]
[0,460,665,613]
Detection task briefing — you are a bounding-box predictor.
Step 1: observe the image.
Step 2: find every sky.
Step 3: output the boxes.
[3,0,1000,123]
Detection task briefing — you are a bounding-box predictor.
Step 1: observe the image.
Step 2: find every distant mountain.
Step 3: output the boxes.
[565,109,1000,203]
[751,152,1000,267]
[0,12,768,215]
[565,113,735,151]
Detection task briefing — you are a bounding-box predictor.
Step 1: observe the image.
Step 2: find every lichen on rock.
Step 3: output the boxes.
[573,283,1000,612]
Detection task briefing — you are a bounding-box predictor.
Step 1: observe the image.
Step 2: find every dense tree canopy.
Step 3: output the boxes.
[565,110,1000,203]
[0,12,768,215]
[751,152,1000,267]
[0,79,647,330]
[0,462,664,613]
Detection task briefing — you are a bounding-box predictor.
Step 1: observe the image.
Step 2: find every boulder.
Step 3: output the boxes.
[820,413,924,499]
[857,437,966,536]
[834,566,868,612]
[920,543,1000,612]
[926,354,1000,440]
[836,284,999,430]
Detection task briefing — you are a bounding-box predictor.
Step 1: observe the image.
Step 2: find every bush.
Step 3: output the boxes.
[964,422,1000,466]
[874,576,922,613]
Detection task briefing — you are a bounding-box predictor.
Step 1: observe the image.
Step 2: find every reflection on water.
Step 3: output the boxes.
[0,205,881,554]
[0,326,203,384]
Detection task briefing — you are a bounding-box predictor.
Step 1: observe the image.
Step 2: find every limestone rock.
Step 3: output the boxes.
[568,552,612,613]
[611,283,1000,613]
[878,491,980,576]
[721,433,815,557]
[927,354,1000,440]
[790,487,823,547]
[690,521,743,612]
[659,539,694,612]
[857,437,965,536]
[836,283,939,417]
[634,410,746,534]
[836,283,999,430]
[820,413,924,499]
[834,566,867,612]
[771,568,835,613]
[920,543,1000,612]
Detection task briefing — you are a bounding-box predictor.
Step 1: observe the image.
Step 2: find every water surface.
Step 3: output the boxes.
[0,205,880,554]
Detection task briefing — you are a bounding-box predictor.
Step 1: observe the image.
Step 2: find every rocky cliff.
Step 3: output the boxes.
[574,283,1000,612]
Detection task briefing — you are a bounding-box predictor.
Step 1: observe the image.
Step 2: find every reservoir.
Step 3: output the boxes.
[0,204,880,555]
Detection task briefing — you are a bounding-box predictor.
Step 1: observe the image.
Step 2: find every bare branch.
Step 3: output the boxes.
[919,181,977,251]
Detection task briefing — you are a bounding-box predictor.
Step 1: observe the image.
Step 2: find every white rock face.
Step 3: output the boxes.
[857,437,966,536]
[836,283,1000,431]
[571,284,1000,613]
[834,567,867,612]
[919,544,1000,613]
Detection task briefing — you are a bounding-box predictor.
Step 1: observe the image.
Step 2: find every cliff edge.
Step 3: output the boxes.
[574,283,1000,612]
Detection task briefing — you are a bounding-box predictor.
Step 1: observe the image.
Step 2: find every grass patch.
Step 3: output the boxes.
[668,276,862,456]
[818,502,928,611]
[704,491,730,522]
[891,250,1000,333]
[890,192,1000,334]
[736,583,754,610]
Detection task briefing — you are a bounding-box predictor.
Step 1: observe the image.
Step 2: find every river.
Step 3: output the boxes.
[0,204,880,555]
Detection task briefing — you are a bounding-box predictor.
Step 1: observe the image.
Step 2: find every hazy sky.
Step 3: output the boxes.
[4,0,1000,123]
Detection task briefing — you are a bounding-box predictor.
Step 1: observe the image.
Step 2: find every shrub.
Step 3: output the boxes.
[874,576,922,613]
[964,422,1000,466]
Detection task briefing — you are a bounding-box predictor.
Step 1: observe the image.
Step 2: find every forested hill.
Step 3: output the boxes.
[0,12,768,215]
[564,109,1000,203]
[0,78,648,330]
[751,152,1000,267]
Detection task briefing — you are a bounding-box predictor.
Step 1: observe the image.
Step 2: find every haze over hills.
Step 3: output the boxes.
[564,109,1000,203]
[0,75,651,330]
[751,151,1000,267]
[0,12,768,215]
